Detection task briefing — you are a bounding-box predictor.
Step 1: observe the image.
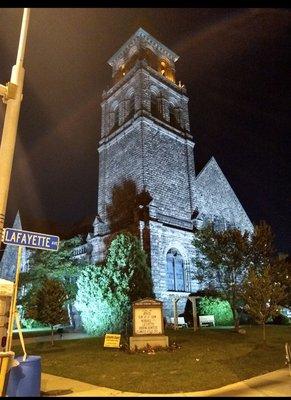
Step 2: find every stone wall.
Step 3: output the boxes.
[85,29,254,323]
[142,120,195,223]
[149,220,199,318]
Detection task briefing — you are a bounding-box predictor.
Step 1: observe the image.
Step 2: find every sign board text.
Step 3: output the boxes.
[2,228,59,251]
[104,333,121,348]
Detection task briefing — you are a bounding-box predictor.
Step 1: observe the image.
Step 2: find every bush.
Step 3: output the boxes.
[198,297,234,326]
[75,232,153,336]
[184,296,233,326]
[272,313,290,325]
[238,308,256,325]
[75,264,130,336]
[20,318,47,330]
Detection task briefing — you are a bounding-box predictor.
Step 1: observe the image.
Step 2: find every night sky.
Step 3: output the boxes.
[0,8,290,252]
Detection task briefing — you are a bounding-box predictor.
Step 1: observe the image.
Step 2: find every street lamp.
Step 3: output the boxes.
[0,8,31,241]
[0,8,30,396]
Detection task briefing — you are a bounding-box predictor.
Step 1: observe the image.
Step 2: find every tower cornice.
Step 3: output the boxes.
[107,28,179,67]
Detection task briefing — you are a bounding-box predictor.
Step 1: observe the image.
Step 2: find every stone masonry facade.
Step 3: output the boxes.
[74,28,253,319]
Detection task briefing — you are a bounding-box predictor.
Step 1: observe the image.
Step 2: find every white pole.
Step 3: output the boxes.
[0,8,31,239]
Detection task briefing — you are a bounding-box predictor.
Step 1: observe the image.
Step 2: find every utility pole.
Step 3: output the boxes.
[0,8,31,241]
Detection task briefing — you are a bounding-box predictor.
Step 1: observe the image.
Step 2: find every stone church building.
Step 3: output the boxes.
[74,28,253,317]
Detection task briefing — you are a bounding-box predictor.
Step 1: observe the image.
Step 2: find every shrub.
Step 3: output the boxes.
[75,232,153,336]
[198,297,234,326]
[20,318,47,330]
[272,313,290,325]
[75,264,130,336]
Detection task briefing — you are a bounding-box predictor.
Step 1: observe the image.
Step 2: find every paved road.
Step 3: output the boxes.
[41,368,291,397]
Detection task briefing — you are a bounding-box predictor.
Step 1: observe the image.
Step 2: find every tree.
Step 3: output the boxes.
[249,221,291,310]
[250,221,276,268]
[193,220,290,333]
[75,232,153,336]
[193,223,250,331]
[242,265,286,343]
[19,236,83,324]
[26,279,69,345]
[75,264,130,336]
[105,232,153,303]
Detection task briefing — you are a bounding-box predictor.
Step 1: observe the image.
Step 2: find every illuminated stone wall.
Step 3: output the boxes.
[76,28,253,320]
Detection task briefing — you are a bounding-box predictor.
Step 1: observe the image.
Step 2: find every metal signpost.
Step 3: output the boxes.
[0,228,59,396]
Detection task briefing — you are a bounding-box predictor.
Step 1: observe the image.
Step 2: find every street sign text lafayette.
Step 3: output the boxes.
[2,228,59,251]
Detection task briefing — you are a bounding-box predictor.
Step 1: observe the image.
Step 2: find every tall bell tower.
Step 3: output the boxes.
[88,28,197,315]
[80,28,253,318]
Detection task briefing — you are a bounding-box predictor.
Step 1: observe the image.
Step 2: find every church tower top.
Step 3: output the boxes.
[107,28,179,84]
[108,28,179,66]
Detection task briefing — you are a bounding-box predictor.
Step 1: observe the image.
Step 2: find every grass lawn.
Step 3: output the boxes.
[13,325,291,394]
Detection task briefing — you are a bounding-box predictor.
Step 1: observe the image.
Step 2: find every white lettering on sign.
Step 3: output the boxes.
[10,232,16,242]
[134,307,163,335]
[2,228,59,251]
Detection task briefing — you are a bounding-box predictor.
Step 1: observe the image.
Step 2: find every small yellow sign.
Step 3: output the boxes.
[104,333,121,348]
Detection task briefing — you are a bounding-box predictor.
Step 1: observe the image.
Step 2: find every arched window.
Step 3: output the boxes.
[110,105,119,132]
[151,93,163,120]
[166,248,185,292]
[127,94,135,119]
[169,104,180,129]
[159,59,175,82]
[160,60,167,76]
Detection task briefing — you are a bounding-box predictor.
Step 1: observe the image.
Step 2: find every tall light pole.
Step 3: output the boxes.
[0,8,31,240]
[0,10,30,395]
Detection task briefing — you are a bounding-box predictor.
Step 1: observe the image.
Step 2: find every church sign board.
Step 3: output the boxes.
[130,298,169,350]
[2,228,59,251]
[133,298,164,336]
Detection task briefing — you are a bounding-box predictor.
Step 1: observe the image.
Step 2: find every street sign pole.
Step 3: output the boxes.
[0,226,59,397]
[0,8,30,243]
[0,245,23,397]
[6,246,23,352]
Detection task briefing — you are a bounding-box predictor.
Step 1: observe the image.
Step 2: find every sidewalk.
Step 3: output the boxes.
[41,368,291,397]
[13,331,90,345]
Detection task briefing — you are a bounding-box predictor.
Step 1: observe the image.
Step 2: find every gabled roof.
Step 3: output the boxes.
[196,156,224,181]
[108,27,179,66]
[195,157,253,231]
